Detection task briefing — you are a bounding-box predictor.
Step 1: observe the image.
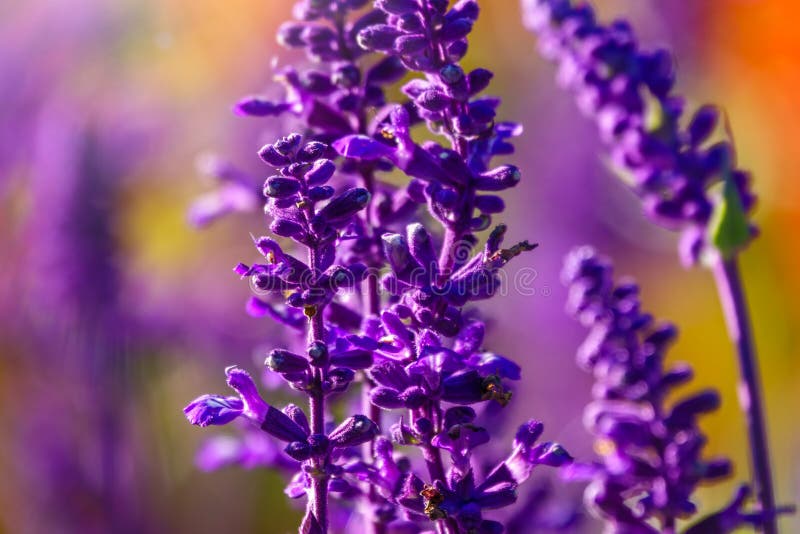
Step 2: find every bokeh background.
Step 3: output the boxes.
[1,0,798,532]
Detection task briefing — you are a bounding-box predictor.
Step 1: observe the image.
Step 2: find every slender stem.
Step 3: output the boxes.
[308,247,329,533]
[711,255,777,534]
[356,163,386,534]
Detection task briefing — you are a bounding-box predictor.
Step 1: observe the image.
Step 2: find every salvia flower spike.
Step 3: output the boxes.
[561,246,792,533]
[523,1,787,531]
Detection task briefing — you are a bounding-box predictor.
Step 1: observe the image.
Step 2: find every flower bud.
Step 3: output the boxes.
[329,415,379,448]
[266,349,309,373]
[264,176,301,198]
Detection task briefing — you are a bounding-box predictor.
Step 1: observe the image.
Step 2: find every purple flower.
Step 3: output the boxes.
[524,0,757,265]
[184,395,244,427]
[560,246,775,531]
[184,2,573,533]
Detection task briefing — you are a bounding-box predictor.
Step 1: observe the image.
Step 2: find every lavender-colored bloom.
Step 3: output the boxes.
[561,246,777,533]
[185,2,572,533]
[524,0,757,266]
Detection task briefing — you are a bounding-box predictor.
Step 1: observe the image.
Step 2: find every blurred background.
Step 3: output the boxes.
[0,0,797,532]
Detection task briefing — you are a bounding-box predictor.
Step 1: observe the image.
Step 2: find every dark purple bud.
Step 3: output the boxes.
[274,134,302,156]
[323,265,361,290]
[666,390,720,428]
[332,64,361,88]
[270,218,306,239]
[395,34,428,55]
[467,68,493,95]
[307,341,329,367]
[659,364,694,390]
[308,185,335,202]
[407,223,438,281]
[266,349,309,373]
[357,24,402,51]
[369,359,410,389]
[318,188,371,223]
[439,18,473,41]
[329,415,380,448]
[258,144,292,167]
[468,100,496,123]
[264,176,301,198]
[376,0,417,15]
[329,349,373,370]
[283,404,310,435]
[277,22,306,47]
[370,387,404,409]
[302,25,336,45]
[688,105,718,146]
[449,0,479,21]
[235,97,289,117]
[643,48,675,97]
[285,441,312,461]
[446,39,468,61]
[417,90,450,112]
[439,63,465,85]
[327,368,355,392]
[703,458,733,480]
[475,195,505,214]
[475,165,521,190]
[703,142,732,176]
[397,13,424,32]
[284,162,311,178]
[297,141,329,163]
[184,395,243,427]
[262,404,309,442]
[382,233,412,274]
[399,386,427,408]
[304,159,335,186]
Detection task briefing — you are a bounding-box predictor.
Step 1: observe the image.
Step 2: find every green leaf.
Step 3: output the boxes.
[708,167,751,258]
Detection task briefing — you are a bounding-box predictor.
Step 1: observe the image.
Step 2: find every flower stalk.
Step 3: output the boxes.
[712,255,777,534]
